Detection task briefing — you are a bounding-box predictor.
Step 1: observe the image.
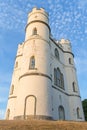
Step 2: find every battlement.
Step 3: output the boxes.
[58,38,72,52]
[27,7,49,25]
[59,38,71,45]
[29,7,48,17]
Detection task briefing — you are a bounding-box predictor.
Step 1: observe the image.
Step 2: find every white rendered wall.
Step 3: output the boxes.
[5,44,23,119]
[5,8,84,121]
[14,8,53,119]
[15,76,52,118]
[50,38,84,121]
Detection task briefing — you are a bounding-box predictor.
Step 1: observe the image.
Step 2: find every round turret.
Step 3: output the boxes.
[25,7,50,41]
[13,8,52,120]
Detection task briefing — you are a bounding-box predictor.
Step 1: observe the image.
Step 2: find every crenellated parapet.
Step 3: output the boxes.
[58,38,72,53]
[28,7,49,24]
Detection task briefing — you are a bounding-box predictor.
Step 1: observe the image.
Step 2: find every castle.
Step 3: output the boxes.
[5,8,84,121]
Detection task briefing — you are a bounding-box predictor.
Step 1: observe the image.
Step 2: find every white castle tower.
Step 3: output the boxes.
[5,8,84,121]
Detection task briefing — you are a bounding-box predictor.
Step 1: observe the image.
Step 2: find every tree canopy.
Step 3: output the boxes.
[82,99,87,121]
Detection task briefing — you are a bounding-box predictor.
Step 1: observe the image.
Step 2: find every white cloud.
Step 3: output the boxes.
[0,0,87,43]
[75,56,87,75]
[0,1,26,31]
[85,29,87,33]
[78,0,87,9]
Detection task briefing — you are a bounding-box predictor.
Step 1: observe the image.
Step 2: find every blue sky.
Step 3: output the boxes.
[0,0,87,119]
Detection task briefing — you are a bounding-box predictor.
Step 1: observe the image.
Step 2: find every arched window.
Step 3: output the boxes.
[32,27,37,35]
[61,73,64,89]
[54,68,57,85]
[55,48,59,60]
[54,68,64,89]
[10,85,14,95]
[69,58,72,64]
[29,56,35,69]
[58,106,65,120]
[77,107,80,119]
[6,109,10,120]
[57,68,61,87]
[72,82,77,92]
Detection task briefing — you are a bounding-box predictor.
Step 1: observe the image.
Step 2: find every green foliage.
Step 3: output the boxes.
[82,99,87,121]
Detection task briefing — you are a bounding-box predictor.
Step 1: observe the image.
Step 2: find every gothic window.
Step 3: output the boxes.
[6,109,10,120]
[54,68,57,85]
[54,68,64,89]
[55,48,59,60]
[58,106,65,120]
[29,56,35,69]
[33,27,37,35]
[69,58,72,64]
[57,68,61,87]
[61,73,64,89]
[72,82,77,92]
[77,107,80,119]
[10,85,14,95]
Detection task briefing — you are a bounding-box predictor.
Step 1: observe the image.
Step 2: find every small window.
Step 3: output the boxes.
[61,73,64,89]
[72,82,77,92]
[57,68,61,87]
[54,68,57,85]
[33,27,37,35]
[6,109,10,120]
[69,58,72,64]
[77,107,80,119]
[55,48,59,60]
[10,85,14,95]
[15,61,18,68]
[29,56,35,69]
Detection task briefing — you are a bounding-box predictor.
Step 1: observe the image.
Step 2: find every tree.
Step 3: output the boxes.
[82,99,87,121]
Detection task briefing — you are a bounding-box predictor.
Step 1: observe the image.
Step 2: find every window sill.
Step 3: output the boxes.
[29,68,37,70]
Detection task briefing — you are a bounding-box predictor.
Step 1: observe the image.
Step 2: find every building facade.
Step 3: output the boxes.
[5,8,84,121]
